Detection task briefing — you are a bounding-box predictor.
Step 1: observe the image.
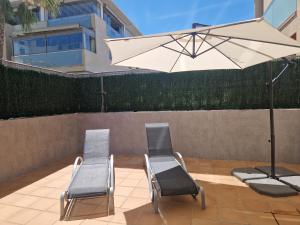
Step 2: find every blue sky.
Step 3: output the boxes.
[114,0,254,35]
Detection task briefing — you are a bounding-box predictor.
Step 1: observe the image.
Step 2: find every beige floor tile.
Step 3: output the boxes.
[275,214,300,225]
[15,185,39,195]
[136,179,148,188]
[28,197,57,211]
[29,187,56,198]
[192,206,219,221]
[7,208,41,224]
[0,220,21,225]
[119,179,141,188]
[192,218,222,225]
[246,212,278,225]
[0,204,22,220]
[114,187,134,197]
[52,220,83,225]
[114,196,127,208]
[121,198,149,209]
[127,173,146,180]
[81,219,108,225]
[13,195,41,208]
[25,212,58,225]
[0,193,24,205]
[129,188,149,199]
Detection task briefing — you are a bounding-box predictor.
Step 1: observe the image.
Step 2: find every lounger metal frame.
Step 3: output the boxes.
[60,155,115,220]
[144,153,205,213]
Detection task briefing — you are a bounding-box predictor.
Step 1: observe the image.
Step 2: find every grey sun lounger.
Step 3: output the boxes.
[60,129,115,219]
[144,123,205,213]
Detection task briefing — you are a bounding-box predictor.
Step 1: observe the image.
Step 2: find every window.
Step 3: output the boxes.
[13,36,46,56]
[32,7,40,21]
[84,32,96,53]
[47,33,83,52]
[49,0,100,19]
[264,0,297,28]
[103,8,124,37]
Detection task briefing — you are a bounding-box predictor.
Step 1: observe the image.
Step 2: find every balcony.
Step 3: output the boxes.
[264,0,297,29]
[13,49,83,68]
[48,14,93,29]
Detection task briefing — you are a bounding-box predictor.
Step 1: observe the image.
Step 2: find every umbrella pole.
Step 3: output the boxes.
[267,62,276,179]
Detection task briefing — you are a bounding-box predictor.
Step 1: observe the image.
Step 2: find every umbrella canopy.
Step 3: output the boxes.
[106,18,300,72]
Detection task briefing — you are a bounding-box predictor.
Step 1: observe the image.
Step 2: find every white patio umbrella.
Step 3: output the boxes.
[106,18,300,73]
[105,18,300,196]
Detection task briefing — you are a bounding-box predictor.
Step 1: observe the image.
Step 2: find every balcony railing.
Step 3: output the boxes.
[13,49,83,68]
[48,14,93,29]
[264,0,297,29]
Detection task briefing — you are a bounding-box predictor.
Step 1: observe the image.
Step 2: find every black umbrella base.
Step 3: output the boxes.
[232,167,299,197]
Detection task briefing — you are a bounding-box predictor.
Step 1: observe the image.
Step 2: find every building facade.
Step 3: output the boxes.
[255,0,299,40]
[4,0,141,73]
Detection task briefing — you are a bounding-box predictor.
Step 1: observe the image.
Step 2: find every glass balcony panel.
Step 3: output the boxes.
[47,32,83,53]
[48,14,92,29]
[13,50,83,67]
[264,0,297,28]
[13,36,46,56]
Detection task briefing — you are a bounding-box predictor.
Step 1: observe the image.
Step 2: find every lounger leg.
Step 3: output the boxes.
[153,188,159,214]
[192,194,197,199]
[108,190,114,215]
[199,186,206,209]
[60,192,66,220]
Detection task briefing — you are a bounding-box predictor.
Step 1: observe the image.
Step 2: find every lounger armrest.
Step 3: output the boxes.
[72,156,83,179]
[109,154,115,194]
[174,152,188,172]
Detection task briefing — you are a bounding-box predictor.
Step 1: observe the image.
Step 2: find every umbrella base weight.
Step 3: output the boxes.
[232,167,299,197]
[255,166,299,178]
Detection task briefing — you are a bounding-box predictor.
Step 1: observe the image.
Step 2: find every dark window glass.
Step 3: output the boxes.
[32,7,40,21]
[13,37,46,56]
[84,32,96,53]
[49,1,100,18]
[47,33,83,52]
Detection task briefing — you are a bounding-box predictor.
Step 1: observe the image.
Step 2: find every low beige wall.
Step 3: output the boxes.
[0,109,299,182]
[79,110,300,163]
[0,114,80,183]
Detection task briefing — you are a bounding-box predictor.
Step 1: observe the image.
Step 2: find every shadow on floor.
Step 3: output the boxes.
[0,154,77,198]
[65,196,114,221]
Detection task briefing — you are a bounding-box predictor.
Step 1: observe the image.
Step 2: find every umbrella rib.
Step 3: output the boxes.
[197,32,300,48]
[211,35,275,59]
[162,45,191,57]
[195,30,210,55]
[169,35,193,73]
[113,34,191,65]
[194,38,231,58]
[196,34,243,69]
[170,35,193,57]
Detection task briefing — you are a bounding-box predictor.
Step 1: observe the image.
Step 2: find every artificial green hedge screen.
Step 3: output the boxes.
[0,59,299,119]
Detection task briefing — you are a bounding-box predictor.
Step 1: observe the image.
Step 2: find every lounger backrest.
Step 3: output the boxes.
[83,129,110,160]
[145,123,173,157]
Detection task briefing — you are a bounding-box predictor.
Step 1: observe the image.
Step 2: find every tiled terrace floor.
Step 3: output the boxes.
[0,155,299,225]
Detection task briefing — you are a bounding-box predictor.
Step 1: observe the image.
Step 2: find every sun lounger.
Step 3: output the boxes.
[144,123,205,213]
[60,129,114,219]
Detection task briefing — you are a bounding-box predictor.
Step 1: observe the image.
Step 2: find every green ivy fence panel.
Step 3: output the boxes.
[0,59,299,120]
